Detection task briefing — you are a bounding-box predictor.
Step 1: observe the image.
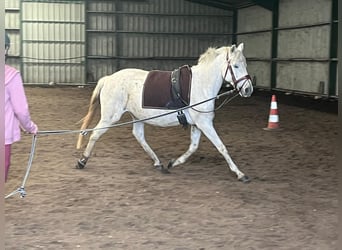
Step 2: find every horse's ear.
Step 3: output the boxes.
[237,43,244,51]
[230,45,236,54]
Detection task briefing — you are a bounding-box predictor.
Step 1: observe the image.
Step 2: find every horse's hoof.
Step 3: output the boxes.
[76,159,87,169]
[155,165,170,174]
[154,164,163,170]
[76,156,88,169]
[167,159,175,169]
[239,175,250,183]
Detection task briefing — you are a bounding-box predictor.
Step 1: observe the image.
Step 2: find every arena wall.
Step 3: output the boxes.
[237,0,338,98]
[5,0,338,98]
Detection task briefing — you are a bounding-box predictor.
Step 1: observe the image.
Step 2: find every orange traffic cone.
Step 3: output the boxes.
[263,95,281,130]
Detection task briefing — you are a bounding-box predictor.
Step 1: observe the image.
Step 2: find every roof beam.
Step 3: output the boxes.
[251,0,276,11]
[186,0,235,11]
[186,0,276,11]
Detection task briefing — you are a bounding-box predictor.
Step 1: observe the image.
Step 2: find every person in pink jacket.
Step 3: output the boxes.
[5,32,38,182]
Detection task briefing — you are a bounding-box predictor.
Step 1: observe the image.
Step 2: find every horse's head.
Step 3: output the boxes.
[222,43,253,97]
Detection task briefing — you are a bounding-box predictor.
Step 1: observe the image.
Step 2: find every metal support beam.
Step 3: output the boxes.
[84,0,89,84]
[115,0,123,70]
[20,0,24,78]
[270,0,279,89]
[232,9,237,45]
[328,0,338,97]
[185,0,234,11]
[252,0,276,11]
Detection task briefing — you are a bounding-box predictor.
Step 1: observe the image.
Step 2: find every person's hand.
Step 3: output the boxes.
[31,123,38,135]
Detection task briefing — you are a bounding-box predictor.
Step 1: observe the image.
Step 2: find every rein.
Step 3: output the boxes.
[5,88,237,199]
[188,90,240,113]
[191,54,251,114]
[38,89,236,136]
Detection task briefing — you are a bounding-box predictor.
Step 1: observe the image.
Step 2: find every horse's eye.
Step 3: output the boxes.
[234,65,239,69]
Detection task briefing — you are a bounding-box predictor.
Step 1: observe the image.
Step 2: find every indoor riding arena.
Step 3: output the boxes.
[5,0,338,249]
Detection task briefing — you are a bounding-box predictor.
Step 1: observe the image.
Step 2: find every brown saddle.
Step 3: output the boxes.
[142,65,192,109]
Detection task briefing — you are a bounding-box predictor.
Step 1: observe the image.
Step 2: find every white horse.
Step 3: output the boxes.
[76,43,253,182]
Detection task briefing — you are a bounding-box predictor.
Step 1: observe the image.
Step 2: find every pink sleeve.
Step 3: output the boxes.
[7,73,38,134]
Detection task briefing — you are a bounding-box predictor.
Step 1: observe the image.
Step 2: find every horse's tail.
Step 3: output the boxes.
[76,77,107,149]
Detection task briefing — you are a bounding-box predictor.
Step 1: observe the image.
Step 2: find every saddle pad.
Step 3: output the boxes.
[142,65,192,109]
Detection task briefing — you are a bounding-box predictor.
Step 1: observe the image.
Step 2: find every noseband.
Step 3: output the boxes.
[223,58,251,92]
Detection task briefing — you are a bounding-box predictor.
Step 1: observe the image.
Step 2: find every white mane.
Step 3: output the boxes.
[198,46,229,65]
[197,46,247,67]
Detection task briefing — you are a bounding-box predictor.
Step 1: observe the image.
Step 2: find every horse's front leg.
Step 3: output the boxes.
[197,121,250,183]
[132,122,169,173]
[76,122,110,169]
[167,125,201,168]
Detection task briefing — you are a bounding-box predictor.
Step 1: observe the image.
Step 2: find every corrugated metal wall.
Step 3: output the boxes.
[5,0,337,96]
[86,0,233,83]
[237,5,272,89]
[5,0,21,70]
[276,0,336,96]
[21,0,85,84]
[237,0,338,97]
[5,0,232,84]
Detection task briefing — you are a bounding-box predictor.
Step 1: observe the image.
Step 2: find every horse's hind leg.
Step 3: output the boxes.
[167,125,201,169]
[197,121,249,183]
[132,122,167,172]
[76,120,111,169]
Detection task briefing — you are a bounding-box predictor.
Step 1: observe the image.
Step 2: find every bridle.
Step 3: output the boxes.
[223,54,251,92]
[178,51,253,114]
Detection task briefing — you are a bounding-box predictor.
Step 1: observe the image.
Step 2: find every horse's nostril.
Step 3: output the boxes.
[243,85,253,96]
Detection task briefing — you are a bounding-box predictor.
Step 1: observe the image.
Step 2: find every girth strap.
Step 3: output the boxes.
[171,67,189,128]
[171,68,181,102]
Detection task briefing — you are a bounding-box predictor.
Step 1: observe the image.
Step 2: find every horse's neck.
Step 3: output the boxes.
[191,62,223,98]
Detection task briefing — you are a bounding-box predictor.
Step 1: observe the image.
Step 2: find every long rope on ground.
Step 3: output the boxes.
[5,89,238,199]
[5,135,37,199]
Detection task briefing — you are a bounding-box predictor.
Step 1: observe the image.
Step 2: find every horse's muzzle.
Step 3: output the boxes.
[239,80,253,97]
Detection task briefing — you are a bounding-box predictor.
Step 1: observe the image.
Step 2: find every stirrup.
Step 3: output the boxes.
[177,111,188,129]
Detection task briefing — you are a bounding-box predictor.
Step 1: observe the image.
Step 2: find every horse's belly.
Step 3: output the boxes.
[131,107,193,127]
[132,108,179,127]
